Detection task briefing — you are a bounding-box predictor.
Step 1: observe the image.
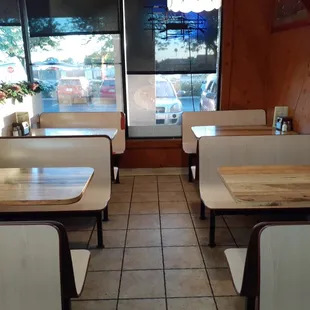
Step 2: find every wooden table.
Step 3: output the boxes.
[202,164,310,247]
[219,165,310,207]
[0,167,94,206]
[190,125,297,181]
[191,125,296,139]
[30,128,117,140]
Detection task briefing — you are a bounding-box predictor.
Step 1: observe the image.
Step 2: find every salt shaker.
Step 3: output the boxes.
[12,127,19,136]
[282,121,288,132]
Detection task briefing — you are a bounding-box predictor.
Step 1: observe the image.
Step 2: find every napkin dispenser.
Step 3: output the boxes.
[12,122,30,136]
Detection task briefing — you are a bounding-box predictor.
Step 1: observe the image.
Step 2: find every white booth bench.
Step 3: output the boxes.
[199,134,310,246]
[0,136,112,248]
[182,109,266,181]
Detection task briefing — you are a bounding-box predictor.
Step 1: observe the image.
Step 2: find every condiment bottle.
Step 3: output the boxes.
[12,127,19,136]
[282,121,288,132]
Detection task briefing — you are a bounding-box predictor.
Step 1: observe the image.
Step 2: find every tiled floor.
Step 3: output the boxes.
[67,174,259,310]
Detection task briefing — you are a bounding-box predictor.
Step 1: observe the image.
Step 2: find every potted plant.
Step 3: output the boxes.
[0,81,43,104]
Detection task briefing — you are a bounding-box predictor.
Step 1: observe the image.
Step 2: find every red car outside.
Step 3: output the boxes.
[57,77,90,104]
[100,78,116,99]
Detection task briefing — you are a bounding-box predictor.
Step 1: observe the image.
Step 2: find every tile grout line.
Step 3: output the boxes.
[222,216,239,248]
[115,177,135,310]
[157,177,169,310]
[180,177,219,310]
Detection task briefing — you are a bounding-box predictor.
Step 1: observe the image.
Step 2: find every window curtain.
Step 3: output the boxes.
[26,0,120,37]
[125,0,219,74]
[0,0,20,25]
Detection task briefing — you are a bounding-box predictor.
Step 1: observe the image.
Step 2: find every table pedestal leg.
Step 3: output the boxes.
[200,200,206,220]
[96,212,104,248]
[103,206,109,221]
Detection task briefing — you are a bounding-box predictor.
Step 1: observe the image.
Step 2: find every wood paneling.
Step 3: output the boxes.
[302,0,310,12]
[221,0,273,111]
[119,139,188,168]
[266,26,310,133]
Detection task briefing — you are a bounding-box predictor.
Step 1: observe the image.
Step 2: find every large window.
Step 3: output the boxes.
[25,0,124,112]
[125,1,221,137]
[0,0,221,138]
[30,34,123,112]
[0,1,26,83]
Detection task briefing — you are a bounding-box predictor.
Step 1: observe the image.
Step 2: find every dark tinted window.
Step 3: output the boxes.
[26,0,119,36]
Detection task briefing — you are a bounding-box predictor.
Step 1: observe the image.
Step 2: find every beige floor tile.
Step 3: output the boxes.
[188,201,201,214]
[162,229,198,246]
[196,228,235,246]
[123,247,163,270]
[159,191,186,202]
[132,192,158,202]
[161,214,193,229]
[208,269,237,296]
[163,246,204,269]
[215,297,246,310]
[112,183,133,193]
[230,228,252,246]
[192,215,226,228]
[57,217,95,231]
[158,182,183,192]
[158,175,181,183]
[131,202,159,214]
[120,176,134,184]
[118,299,166,310]
[128,214,160,229]
[201,246,229,268]
[165,269,212,297]
[102,215,128,230]
[134,183,158,192]
[72,300,117,310]
[110,192,132,203]
[126,229,161,247]
[160,202,189,214]
[182,182,199,192]
[185,191,201,202]
[109,202,130,215]
[89,230,126,249]
[135,175,157,183]
[180,174,190,183]
[119,270,165,298]
[68,231,92,249]
[168,297,216,310]
[89,249,123,271]
[80,271,121,299]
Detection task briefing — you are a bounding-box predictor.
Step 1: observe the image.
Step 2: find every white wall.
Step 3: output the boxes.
[0,94,43,136]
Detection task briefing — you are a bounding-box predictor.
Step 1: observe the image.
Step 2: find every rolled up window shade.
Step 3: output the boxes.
[125,0,219,74]
[0,0,20,25]
[26,0,120,37]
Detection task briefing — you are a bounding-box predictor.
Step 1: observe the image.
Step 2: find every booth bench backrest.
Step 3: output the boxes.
[39,112,126,154]
[0,136,111,192]
[199,135,310,190]
[182,109,266,154]
[0,221,82,310]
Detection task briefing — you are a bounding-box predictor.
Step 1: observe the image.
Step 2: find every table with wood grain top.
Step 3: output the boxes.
[191,125,297,139]
[0,167,94,206]
[218,165,310,207]
[30,128,117,139]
